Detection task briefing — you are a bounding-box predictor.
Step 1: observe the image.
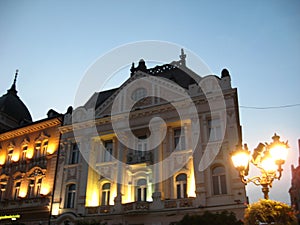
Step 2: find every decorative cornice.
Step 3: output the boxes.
[0,118,62,141]
[59,88,237,134]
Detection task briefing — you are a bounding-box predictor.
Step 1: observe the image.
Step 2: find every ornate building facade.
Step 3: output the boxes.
[0,76,62,224]
[51,52,247,225]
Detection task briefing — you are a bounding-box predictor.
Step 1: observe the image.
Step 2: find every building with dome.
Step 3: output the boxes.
[0,71,32,132]
[51,51,247,225]
[0,72,62,224]
[0,52,247,225]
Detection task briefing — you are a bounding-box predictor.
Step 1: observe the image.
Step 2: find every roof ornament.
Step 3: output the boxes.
[179,48,186,66]
[7,69,19,95]
[130,62,135,76]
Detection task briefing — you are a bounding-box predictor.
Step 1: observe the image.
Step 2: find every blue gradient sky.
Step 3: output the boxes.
[1,0,299,204]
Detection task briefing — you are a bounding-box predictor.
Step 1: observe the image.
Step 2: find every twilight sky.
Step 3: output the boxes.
[1,0,299,204]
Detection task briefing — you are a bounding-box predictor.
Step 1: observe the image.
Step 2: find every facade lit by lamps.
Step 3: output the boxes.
[231,133,289,199]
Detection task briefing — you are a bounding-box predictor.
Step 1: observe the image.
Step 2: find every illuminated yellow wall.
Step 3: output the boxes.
[18,181,28,198]
[85,167,100,206]
[187,160,196,197]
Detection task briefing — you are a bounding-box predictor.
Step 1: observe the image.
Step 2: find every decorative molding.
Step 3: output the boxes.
[0,118,61,141]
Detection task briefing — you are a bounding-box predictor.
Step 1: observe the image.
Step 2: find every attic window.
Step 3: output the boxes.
[131,88,147,101]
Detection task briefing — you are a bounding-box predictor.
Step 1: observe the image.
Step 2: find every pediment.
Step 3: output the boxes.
[94,71,189,118]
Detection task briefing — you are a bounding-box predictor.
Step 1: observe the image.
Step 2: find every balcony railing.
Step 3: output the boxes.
[0,197,50,209]
[85,197,195,215]
[126,152,153,164]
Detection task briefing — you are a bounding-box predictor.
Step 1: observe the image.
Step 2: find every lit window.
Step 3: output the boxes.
[21,146,28,161]
[212,166,227,195]
[136,179,147,202]
[69,143,79,164]
[65,184,76,208]
[104,141,113,162]
[174,128,186,151]
[28,179,35,198]
[208,118,222,141]
[101,183,111,206]
[36,178,42,196]
[27,169,44,198]
[131,88,147,101]
[7,149,13,164]
[42,140,48,156]
[34,142,41,159]
[176,173,187,199]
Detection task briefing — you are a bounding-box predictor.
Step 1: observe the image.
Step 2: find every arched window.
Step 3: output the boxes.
[65,184,76,208]
[212,166,227,195]
[136,179,147,202]
[27,168,44,198]
[101,183,111,206]
[176,173,187,199]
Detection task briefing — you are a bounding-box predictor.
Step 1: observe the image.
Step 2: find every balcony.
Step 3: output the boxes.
[164,198,194,208]
[86,205,113,215]
[126,152,153,165]
[85,197,195,215]
[123,201,150,212]
[0,197,50,210]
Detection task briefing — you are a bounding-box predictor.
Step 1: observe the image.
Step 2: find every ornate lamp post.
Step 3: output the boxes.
[231,133,289,199]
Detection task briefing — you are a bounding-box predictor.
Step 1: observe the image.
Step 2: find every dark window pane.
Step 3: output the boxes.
[137,188,141,201]
[177,184,181,199]
[220,175,227,194]
[183,183,187,198]
[212,176,219,195]
[144,188,147,202]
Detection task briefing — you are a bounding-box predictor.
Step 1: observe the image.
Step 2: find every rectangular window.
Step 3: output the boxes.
[176,184,181,199]
[36,178,42,196]
[101,190,110,205]
[104,140,113,162]
[42,141,48,156]
[28,180,35,198]
[174,128,186,151]
[7,149,13,164]
[14,182,21,200]
[69,143,79,164]
[137,187,147,201]
[208,118,222,141]
[35,142,41,159]
[212,176,220,195]
[21,146,28,161]
[66,184,76,208]
[137,136,147,158]
[220,175,227,194]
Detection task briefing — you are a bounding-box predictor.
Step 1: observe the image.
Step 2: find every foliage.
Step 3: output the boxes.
[244,199,298,225]
[176,210,243,225]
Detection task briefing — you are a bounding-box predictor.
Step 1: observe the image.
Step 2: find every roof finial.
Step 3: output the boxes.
[7,69,19,95]
[179,48,186,66]
[13,69,18,86]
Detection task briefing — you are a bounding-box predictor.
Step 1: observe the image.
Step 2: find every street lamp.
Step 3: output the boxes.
[231,133,289,199]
